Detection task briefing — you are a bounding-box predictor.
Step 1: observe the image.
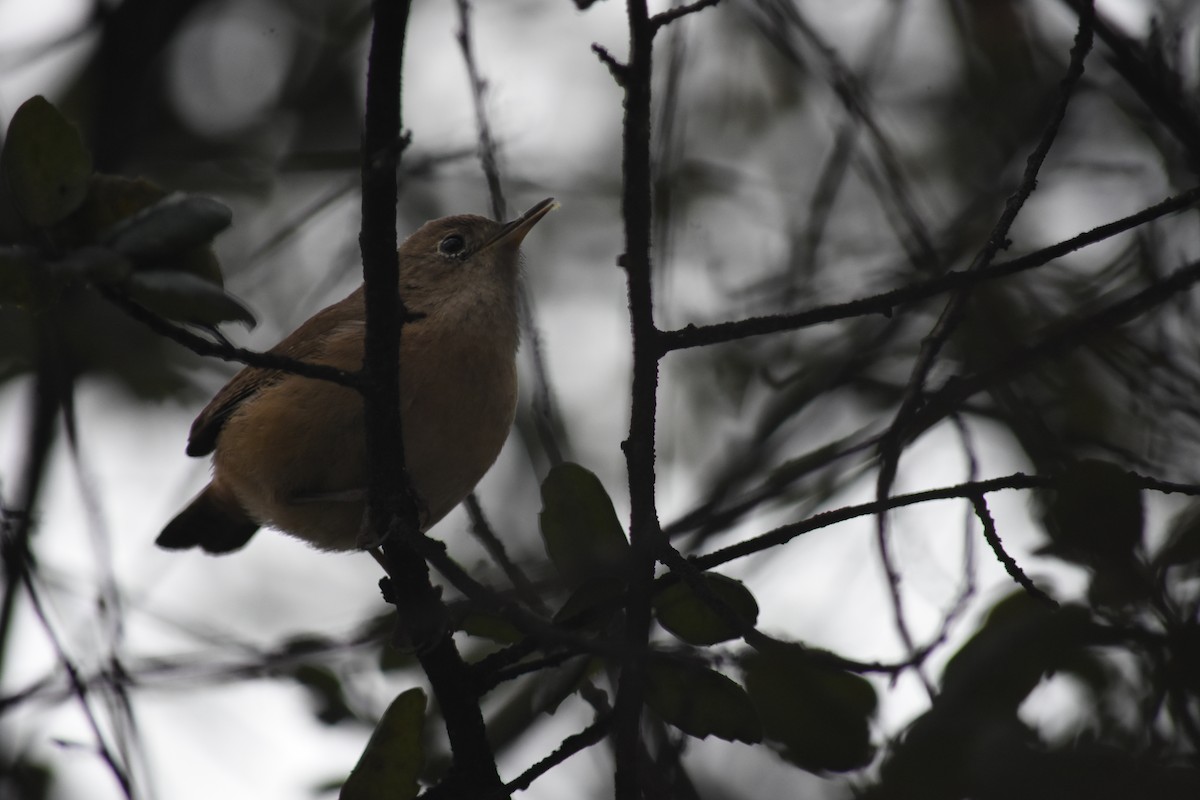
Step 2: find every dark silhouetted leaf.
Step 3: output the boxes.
[941,594,1095,713]
[292,664,354,725]
[539,462,628,584]
[553,577,625,629]
[1,95,92,227]
[60,175,165,241]
[124,270,255,327]
[341,688,426,800]
[61,175,224,284]
[1156,500,1200,576]
[743,642,876,772]
[1045,459,1142,566]
[102,193,232,264]
[0,246,46,306]
[457,610,522,644]
[0,754,53,800]
[654,573,759,645]
[54,246,131,285]
[646,658,762,744]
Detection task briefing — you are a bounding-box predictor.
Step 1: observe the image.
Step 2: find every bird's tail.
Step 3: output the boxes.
[157,484,259,554]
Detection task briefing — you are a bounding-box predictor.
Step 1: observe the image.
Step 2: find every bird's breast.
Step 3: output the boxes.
[400,324,518,526]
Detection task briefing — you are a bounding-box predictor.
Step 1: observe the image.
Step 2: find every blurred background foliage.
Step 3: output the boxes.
[3,0,1200,798]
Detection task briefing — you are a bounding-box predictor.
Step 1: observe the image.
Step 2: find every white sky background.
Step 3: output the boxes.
[0,1,1173,799]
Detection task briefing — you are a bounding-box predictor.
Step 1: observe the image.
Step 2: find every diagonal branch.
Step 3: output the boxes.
[872,2,1094,682]
[909,255,1200,440]
[970,493,1056,606]
[103,289,362,389]
[650,0,721,34]
[658,182,1200,353]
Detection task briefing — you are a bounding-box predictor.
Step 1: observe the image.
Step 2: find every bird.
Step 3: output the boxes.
[157,197,556,554]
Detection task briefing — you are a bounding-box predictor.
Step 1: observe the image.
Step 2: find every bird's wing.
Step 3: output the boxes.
[186,287,366,456]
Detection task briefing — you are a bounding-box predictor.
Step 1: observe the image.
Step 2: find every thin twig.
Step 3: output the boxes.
[658,182,1200,352]
[463,495,545,612]
[62,410,148,789]
[592,43,628,84]
[911,255,1200,439]
[692,473,1049,571]
[1058,0,1200,168]
[691,467,1200,575]
[454,0,566,466]
[21,569,135,799]
[970,493,1057,607]
[650,0,721,33]
[782,0,910,307]
[750,0,940,273]
[496,713,612,797]
[104,290,362,389]
[872,4,1093,683]
[454,0,506,221]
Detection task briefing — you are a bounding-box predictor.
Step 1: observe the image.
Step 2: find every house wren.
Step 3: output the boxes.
[157,197,556,554]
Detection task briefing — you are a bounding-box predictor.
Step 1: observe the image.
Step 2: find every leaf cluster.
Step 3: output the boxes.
[0,96,250,394]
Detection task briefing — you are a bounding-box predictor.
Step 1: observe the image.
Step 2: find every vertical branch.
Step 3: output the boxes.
[612,0,662,796]
[454,0,566,467]
[454,0,506,221]
[359,1,504,795]
[360,2,411,535]
[63,418,147,791]
[0,319,69,689]
[0,319,136,797]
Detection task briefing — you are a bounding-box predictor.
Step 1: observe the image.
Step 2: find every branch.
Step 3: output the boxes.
[910,255,1200,439]
[750,0,939,271]
[693,473,1050,571]
[691,466,1200,575]
[650,0,720,34]
[592,43,629,85]
[0,335,62,685]
[104,289,362,389]
[492,713,612,798]
[454,0,506,221]
[658,182,1200,352]
[873,5,1092,678]
[1059,0,1200,168]
[970,493,1057,607]
[877,2,1096,474]
[455,0,566,465]
[359,1,504,796]
[463,495,545,612]
[20,569,134,798]
[409,534,624,667]
[612,0,662,796]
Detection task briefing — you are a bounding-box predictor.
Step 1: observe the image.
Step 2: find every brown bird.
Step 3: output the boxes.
[157,198,556,554]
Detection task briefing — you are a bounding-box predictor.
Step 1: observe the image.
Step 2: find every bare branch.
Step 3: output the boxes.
[592,43,629,84]
[611,0,663,795]
[911,255,1200,439]
[455,0,566,466]
[650,0,721,34]
[496,713,612,797]
[970,493,1057,607]
[693,473,1050,571]
[659,183,1200,352]
[360,1,505,796]
[103,289,363,389]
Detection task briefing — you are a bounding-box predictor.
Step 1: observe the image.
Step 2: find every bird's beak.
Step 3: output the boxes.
[480,197,558,252]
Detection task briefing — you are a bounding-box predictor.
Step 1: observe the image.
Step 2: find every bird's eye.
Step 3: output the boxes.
[439,235,466,256]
